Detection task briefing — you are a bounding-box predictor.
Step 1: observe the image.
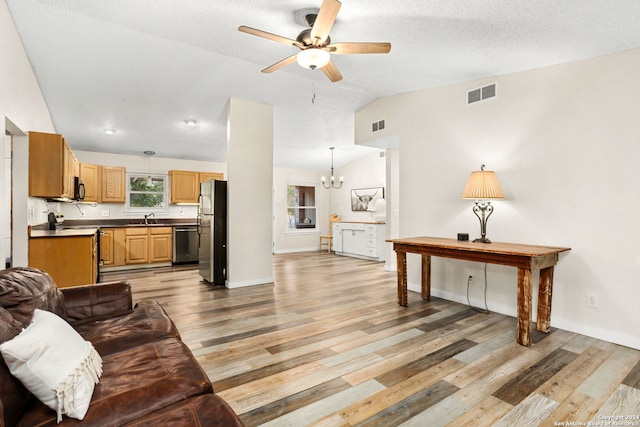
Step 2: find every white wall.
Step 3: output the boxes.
[273,167,330,254]
[226,98,273,288]
[0,0,56,267]
[329,150,386,222]
[356,48,640,350]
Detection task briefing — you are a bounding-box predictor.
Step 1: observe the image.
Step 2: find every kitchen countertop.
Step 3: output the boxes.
[30,227,99,238]
[29,218,198,238]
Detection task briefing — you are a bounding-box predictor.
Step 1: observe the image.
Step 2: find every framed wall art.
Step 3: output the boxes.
[351,187,384,211]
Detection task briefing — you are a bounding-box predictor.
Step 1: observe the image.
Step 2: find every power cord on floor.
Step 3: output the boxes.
[466,263,490,314]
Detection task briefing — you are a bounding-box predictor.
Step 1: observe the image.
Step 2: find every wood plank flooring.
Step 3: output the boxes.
[102,252,640,426]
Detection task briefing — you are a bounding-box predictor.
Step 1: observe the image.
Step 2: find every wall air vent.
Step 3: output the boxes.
[467,83,497,105]
[372,119,386,133]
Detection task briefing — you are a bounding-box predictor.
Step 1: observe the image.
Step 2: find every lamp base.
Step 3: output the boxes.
[473,237,492,244]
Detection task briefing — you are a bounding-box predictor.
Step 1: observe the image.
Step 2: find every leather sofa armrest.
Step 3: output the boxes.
[61,281,133,323]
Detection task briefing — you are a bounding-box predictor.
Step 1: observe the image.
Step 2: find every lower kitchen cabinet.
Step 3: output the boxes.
[332,222,386,262]
[29,233,98,287]
[125,228,149,264]
[149,227,173,262]
[101,227,172,268]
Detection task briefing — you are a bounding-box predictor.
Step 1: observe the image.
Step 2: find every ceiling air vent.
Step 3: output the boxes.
[372,119,386,132]
[467,83,497,105]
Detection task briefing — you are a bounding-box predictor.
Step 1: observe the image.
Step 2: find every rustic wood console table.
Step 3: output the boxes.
[387,237,571,347]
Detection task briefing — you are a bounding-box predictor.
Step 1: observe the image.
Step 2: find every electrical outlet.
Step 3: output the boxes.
[466,272,474,286]
[586,293,599,308]
[101,210,110,217]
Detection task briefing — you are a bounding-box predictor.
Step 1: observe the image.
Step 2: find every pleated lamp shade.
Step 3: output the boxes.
[461,168,504,200]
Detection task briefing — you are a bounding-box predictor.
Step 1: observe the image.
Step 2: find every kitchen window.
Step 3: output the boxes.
[126,173,168,212]
[287,184,317,231]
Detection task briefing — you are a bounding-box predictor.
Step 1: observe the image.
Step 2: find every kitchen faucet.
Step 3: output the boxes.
[144,212,156,225]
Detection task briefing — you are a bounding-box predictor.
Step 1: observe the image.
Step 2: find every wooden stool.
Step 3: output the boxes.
[319,214,340,253]
[319,235,332,253]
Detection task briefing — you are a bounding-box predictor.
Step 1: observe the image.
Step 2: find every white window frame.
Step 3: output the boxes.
[125,173,169,213]
[286,183,318,234]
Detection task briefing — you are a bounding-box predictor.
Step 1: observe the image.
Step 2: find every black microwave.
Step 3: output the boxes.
[74,177,85,201]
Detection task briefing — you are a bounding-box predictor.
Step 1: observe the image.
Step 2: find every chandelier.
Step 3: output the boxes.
[321,147,344,189]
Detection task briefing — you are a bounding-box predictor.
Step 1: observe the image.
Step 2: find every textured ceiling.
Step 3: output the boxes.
[7,0,640,169]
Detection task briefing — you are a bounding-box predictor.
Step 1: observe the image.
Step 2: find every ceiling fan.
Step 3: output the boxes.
[238,0,391,82]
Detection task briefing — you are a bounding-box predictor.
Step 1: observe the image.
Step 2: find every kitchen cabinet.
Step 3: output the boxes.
[99,228,114,266]
[29,233,98,287]
[101,166,126,203]
[332,222,386,262]
[102,227,172,268]
[199,172,224,184]
[29,131,79,200]
[81,164,127,203]
[169,170,224,204]
[149,227,173,262]
[125,228,149,264]
[80,163,100,202]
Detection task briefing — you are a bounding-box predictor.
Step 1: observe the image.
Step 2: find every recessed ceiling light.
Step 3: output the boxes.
[143,150,155,156]
[104,128,115,135]
[184,119,197,126]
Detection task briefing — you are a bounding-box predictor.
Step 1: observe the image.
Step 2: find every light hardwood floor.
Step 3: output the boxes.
[103,252,640,427]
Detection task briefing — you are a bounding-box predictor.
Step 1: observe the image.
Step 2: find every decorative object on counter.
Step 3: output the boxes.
[351,187,384,211]
[321,147,344,189]
[457,233,469,241]
[461,164,505,243]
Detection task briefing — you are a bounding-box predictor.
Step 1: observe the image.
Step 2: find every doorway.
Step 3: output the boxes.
[3,133,12,268]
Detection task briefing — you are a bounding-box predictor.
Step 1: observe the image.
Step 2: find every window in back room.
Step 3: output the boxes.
[286,184,317,231]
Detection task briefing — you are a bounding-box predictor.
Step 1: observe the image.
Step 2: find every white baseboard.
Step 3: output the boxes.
[273,247,320,254]
[407,283,639,350]
[225,277,274,289]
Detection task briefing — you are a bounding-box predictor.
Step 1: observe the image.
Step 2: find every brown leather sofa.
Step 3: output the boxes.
[0,267,244,427]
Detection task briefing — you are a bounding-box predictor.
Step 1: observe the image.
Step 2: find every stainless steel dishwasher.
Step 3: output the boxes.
[172,226,199,264]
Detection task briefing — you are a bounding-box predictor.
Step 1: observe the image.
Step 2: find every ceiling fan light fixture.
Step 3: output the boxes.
[297,48,330,70]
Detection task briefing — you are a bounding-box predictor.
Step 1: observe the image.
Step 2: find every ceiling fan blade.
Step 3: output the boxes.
[310,0,341,46]
[239,26,302,48]
[327,42,392,55]
[262,54,298,73]
[321,60,343,82]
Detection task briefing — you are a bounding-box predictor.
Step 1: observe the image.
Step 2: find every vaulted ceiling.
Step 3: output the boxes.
[7,0,640,169]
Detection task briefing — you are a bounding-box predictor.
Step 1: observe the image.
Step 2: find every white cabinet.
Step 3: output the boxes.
[332,222,385,261]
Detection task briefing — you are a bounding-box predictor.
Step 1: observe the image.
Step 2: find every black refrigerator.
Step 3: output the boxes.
[197,179,227,285]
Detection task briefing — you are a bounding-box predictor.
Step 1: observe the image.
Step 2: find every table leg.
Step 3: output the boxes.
[537,266,554,333]
[421,255,431,300]
[396,251,408,306]
[517,268,533,346]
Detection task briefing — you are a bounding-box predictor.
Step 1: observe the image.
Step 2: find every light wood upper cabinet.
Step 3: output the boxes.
[29,131,78,199]
[101,166,126,203]
[169,170,199,204]
[80,163,100,202]
[199,172,224,184]
[169,170,224,204]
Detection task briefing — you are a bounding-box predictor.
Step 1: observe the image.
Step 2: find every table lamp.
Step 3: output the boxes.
[461,164,504,243]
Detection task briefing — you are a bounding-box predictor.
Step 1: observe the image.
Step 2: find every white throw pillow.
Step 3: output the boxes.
[0,309,103,423]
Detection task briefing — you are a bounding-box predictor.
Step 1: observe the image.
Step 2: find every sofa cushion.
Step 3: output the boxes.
[124,394,245,427]
[72,300,181,356]
[0,309,103,423]
[17,337,212,426]
[0,306,32,427]
[0,268,66,326]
